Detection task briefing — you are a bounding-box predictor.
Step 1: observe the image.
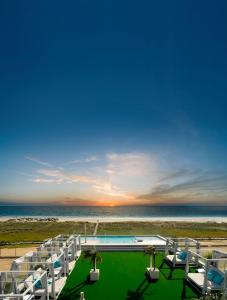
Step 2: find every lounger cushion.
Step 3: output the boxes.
[166,255,186,264]
[54,260,61,268]
[177,251,187,260]
[207,269,216,281]
[212,273,224,285]
[188,272,224,291]
[34,279,42,289]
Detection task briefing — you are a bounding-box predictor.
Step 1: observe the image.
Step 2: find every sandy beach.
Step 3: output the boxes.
[1,216,227,223]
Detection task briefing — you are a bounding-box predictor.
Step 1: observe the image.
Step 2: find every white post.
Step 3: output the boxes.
[50,264,56,299]
[75,238,78,258]
[185,238,189,252]
[44,271,49,300]
[150,255,153,269]
[165,239,169,255]
[63,250,68,275]
[85,223,87,243]
[203,261,209,295]
[94,258,96,272]
[80,291,85,300]
[222,270,227,300]
[195,241,200,266]
[173,242,177,268]
[185,250,189,277]
[64,247,68,261]
[79,236,81,252]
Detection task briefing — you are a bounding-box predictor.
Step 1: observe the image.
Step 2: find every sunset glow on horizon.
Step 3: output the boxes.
[1,150,227,206]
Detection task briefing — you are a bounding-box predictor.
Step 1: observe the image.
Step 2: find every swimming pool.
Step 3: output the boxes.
[81,235,166,246]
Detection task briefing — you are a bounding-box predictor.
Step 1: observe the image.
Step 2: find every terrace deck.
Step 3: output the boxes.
[59,252,197,300]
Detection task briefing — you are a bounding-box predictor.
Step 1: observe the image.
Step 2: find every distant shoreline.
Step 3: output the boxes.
[1,216,227,223]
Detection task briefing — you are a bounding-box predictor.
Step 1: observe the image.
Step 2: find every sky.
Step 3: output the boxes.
[0,0,227,206]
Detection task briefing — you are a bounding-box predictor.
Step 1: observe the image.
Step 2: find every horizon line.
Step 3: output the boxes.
[0,202,227,207]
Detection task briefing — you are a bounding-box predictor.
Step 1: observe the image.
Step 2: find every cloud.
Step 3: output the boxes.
[37,169,63,177]
[84,156,98,162]
[25,152,227,204]
[25,156,52,167]
[30,165,132,199]
[31,178,64,184]
[92,182,132,199]
[106,152,155,177]
[34,168,97,185]
[157,169,190,182]
[67,155,98,164]
[138,168,227,203]
[26,151,157,200]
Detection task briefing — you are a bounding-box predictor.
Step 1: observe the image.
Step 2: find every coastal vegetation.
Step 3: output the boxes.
[0,220,227,246]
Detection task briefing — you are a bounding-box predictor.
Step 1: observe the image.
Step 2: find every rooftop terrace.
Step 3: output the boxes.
[59,252,197,300]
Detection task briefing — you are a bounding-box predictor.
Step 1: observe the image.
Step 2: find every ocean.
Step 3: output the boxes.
[0,205,227,220]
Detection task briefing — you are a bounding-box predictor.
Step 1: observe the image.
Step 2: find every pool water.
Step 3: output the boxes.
[81,235,165,245]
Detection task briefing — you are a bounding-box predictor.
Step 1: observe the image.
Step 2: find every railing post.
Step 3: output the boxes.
[195,241,200,266]
[79,236,81,252]
[44,271,49,300]
[185,238,189,252]
[223,270,227,300]
[185,250,189,277]
[50,264,56,299]
[165,239,169,255]
[73,237,76,260]
[84,223,87,244]
[75,238,78,259]
[173,242,177,268]
[203,260,209,295]
[63,248,68,275]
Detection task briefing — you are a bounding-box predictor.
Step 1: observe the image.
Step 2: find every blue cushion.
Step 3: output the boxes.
[177,251,187,260]
[207,269,216,281]
[212,273,224,285]
[53,260,61,268]
[34,280,42,289]
[177,252,183,259]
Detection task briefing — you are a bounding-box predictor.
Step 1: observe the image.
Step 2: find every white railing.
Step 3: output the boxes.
[0,270,48,300]
[185,249,227,295]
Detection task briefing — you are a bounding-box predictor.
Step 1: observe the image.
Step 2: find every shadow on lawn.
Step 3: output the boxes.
[126,274,154,300]
[159,260,184,281]
[159,266,183,281]
[58,276,95,300]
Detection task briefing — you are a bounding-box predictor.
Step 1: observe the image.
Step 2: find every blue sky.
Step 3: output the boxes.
[0,0,227,205]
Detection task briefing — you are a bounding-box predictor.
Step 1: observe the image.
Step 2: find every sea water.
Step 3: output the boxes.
[0,205,226,219]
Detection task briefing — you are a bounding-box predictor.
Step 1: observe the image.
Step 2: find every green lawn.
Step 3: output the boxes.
[59,252,197,300]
